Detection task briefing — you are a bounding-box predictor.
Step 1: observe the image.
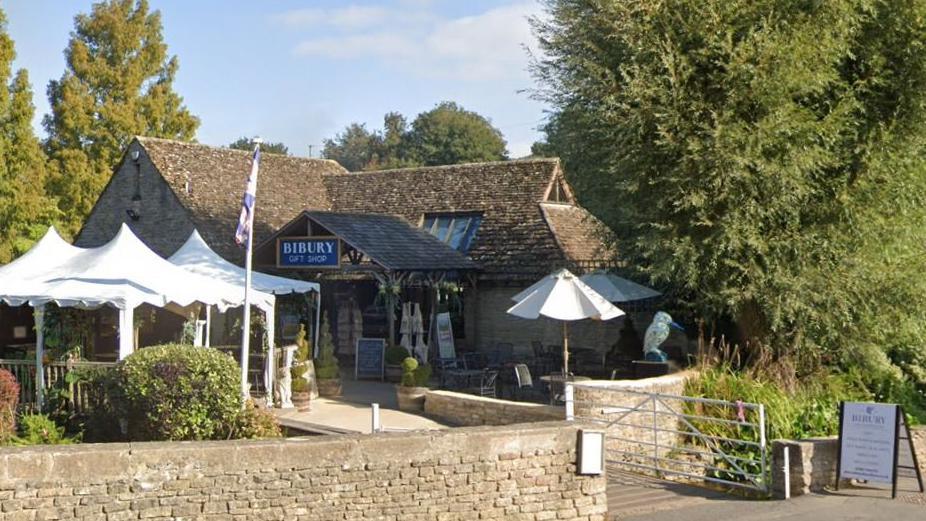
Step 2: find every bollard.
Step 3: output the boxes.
[565,383,575,421]
[371,403,381,433]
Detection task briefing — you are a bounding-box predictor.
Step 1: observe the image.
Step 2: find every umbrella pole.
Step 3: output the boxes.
[563,321,569,377]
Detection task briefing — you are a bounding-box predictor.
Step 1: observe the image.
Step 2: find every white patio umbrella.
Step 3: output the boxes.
[579,270,661,302]
[508,268,624,375]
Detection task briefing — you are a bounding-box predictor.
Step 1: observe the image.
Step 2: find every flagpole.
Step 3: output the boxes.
[240,139,261,403]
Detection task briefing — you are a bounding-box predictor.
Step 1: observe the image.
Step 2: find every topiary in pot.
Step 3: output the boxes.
[314,313,342,397]
[290,325,315,411]
[396,357,429,412]
[384,346,411,383]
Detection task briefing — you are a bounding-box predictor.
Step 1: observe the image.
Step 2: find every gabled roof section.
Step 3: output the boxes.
[323,158,571,277]
[136,136,347,262]
[273,211,479,272]
[540,203,616,262]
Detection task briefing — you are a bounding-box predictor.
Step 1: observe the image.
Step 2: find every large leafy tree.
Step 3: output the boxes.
[228,137,289,156]
[43,0,199,235]
[404,102,508,166]
[533,0,926,398]
[322,103,507,171]
[0,8,55,262]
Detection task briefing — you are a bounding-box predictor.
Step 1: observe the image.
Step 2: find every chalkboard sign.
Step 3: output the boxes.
[355,337,385,380]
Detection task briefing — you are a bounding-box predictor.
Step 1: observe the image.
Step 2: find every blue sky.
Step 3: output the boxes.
[6,0,548,158]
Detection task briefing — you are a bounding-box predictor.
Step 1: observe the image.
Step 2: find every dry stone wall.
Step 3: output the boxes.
[424,390,563,426]
[0,422,607,521]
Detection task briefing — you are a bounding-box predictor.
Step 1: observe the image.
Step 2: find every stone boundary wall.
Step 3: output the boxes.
[0,422,607,521]
[423,390,563,426]
[571,373,692,472]
[771,426,926,498]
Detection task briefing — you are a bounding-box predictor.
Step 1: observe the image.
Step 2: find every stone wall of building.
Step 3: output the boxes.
[75,141,194,257]
[0,422,608,521]
[424,390,563,426]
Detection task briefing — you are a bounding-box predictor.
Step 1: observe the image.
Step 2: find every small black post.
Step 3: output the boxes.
[835,401,845,491]
[892,405,901,499]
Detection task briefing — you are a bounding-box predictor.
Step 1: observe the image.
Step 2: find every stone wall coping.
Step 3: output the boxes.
[572,370,696,390]
[426,389,562,411]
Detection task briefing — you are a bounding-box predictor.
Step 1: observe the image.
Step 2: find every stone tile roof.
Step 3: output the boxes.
[129,138,613,277]
[323,159,579,278]
[136,137,347,262]
[300,211,479,272]
[540,203,616,262]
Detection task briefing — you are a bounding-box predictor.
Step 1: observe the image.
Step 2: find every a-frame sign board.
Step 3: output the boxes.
[835,402,924,499]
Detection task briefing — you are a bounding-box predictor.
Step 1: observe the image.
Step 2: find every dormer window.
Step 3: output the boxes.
[421,212,482,252]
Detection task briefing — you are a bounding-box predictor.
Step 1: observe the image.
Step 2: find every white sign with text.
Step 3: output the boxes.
[839,402,897,483]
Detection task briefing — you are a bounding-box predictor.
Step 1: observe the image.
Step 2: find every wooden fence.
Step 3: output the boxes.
[0,358,116,412]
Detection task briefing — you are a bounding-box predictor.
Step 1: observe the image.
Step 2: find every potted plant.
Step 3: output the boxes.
[314,313,342,397]
[384,346,411,382]
[290,325,314,411]
[395,357,432,412]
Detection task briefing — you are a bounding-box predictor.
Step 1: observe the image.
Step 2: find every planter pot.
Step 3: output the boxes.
[384,364,403,383]
[292,391,312,412]
[316,378,342,397]
[396,385,428,412]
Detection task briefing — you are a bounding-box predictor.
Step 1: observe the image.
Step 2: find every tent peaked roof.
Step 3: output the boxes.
[0,227,81,282]
[1,224,273,311]
[169,229,319,295]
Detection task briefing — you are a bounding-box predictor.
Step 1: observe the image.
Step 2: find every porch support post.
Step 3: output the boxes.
[118,305,135,360]
[34,304,45,410]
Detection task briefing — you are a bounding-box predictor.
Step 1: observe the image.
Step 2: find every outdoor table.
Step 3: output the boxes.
[443,369,485,390]
[539,374,591,404]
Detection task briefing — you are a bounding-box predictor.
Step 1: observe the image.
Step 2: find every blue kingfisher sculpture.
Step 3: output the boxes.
[643,311,685,362]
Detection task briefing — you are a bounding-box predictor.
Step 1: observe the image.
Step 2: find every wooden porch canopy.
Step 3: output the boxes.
[254,211,480,276]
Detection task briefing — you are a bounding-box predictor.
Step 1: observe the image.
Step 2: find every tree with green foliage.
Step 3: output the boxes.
[321,123,381,171]
[229,137,289,156]
[322,102,507,170]
[533,0,926,405]
[0,8,56,262]
[405,102,507,166]
[43,0,199,236]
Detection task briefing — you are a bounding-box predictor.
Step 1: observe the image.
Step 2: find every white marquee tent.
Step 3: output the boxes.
[168,229,321,386]
[0,224,276,406]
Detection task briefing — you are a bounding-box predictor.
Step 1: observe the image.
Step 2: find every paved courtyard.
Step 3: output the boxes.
[274,376,448,434]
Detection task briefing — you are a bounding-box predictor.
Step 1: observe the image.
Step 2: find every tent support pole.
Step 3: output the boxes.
[118,306,135,360]
[205,306,211,347]
[313,291,321,359]
[265,305,275,405]
[34,305,45,410]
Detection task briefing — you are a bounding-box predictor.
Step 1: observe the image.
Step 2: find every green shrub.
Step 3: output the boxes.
[232,400,282,439]
[118,344,242,441]
[414,364,432,387]
[291,378,309,393]
[314,313,339,380]
[400,357,418,387]
[683,364,869,485]
[385,346,411,366]
[0,368,19,443]
[14,414,74,445]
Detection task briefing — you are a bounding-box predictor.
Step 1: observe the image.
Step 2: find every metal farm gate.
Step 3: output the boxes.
[565,384,769,495]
